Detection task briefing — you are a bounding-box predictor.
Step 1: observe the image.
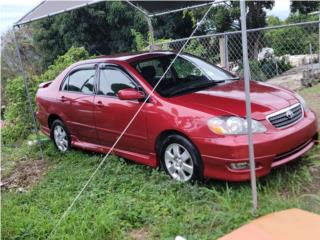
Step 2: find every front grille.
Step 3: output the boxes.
[267,103,303,128]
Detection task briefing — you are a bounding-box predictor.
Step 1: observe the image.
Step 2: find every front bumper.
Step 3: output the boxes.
[193,110,318,181]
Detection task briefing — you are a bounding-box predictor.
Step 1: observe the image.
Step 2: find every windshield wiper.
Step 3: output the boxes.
[213,77,240,83]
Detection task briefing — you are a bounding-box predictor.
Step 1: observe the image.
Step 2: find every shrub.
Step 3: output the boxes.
[184,39,207,59]
[237,58,292,82]
[2,47,90,144]
[2,77,32,143]
[265,27,318,56]
[131,29,147,51]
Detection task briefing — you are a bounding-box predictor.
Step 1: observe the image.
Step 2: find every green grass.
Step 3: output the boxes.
[2,84,320,240]
[299,83,320,124]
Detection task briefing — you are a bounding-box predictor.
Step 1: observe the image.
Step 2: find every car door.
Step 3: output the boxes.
[58,64,99,144]
[94,64,148,154]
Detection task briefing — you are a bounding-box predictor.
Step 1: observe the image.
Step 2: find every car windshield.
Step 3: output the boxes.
[131,54,238,97]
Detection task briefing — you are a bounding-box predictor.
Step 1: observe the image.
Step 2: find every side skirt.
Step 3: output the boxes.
[71,137,157,168]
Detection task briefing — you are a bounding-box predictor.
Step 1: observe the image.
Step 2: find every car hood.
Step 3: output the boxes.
[168,80,298,120]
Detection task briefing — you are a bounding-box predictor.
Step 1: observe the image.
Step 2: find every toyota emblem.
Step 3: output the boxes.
[286,110,294,119]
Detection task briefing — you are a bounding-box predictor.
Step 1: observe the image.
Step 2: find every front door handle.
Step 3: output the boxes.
[96,100,103,107]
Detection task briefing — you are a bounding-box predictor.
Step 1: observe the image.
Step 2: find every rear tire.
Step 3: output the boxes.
[51,119,70,153]
[159,134,203,182]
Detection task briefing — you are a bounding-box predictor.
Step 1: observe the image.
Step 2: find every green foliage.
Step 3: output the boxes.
[265,26,318,56]
[31,1,200,67]
[31,46,90,88]
[210,5,233,33]
[1,77,32,143]
[1,27,43,107]
[184,39,207,59]
[153,11,195,39]
[2,47,90,144]
[265,14,319,57]
[190,1,274,35]
[131,29,148,51]
[238,58,292,82]
[286,13,319,24]
[246,1,274,29]
[267,16,282,26]
[32,1,147,67]
[290,1,320,14]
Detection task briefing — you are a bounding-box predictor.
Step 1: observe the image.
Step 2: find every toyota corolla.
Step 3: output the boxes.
[36,51,318,182]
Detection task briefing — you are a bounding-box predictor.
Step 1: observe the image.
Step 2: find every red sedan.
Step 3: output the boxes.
[36,52,318,182]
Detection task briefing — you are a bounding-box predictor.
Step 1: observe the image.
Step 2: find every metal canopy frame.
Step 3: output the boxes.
[13,0,257,213]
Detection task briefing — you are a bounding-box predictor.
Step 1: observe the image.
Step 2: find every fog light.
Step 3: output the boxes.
[230,162,250,170]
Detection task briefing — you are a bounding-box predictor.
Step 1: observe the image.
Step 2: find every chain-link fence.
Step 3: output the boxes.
[154,20,320,83]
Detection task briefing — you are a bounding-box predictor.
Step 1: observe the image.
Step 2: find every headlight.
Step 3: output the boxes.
[295,94,308,111]
[207,116,266,135]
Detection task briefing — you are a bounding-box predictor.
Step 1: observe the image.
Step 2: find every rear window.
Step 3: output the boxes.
[62,68,95,94]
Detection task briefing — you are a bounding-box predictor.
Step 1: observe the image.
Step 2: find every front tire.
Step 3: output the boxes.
[51,119,70,153]
[159,135,203,182]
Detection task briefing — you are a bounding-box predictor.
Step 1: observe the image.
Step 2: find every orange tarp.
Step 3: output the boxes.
[219,209,320,240]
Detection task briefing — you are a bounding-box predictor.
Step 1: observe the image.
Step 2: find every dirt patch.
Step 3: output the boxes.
[128,227,150,240]
[1,159,49,191]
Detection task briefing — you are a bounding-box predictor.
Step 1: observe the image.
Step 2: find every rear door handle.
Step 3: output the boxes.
[59,96,67,102]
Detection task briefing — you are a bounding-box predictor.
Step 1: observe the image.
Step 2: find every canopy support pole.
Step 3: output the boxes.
[240,0,258,214]
[125,0,155,51]
[144,15,155,51]
[12,26,44,160]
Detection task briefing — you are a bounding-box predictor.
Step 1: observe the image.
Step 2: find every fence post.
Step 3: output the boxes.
[309,43,314,73]
[145,15,155,51]
[219,35,227,68]
[12,26,44,160]
[224,33,229,70]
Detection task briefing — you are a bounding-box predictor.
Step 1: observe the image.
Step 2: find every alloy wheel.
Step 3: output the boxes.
[53,125,69,152]
[164,143,194,182]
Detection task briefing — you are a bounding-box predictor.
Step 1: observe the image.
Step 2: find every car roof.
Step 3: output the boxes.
[76,51,177,65]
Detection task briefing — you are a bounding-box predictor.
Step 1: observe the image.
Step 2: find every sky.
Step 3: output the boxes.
[0,0,291,34]
[0,0,42,32]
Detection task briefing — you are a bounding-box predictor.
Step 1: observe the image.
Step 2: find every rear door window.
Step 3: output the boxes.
[63,68,95,94]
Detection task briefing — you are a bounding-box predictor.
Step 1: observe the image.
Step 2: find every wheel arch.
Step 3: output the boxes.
[48,114,63,129]
[155,129,200,161]
[155,129,204,180]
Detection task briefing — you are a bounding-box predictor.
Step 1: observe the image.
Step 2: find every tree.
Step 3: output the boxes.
[31,1,197,68]
[1,26,42,106]
[152,11,195,39]
[32,1,148,67]
[267,16,282,26]
[291,1,320,14]
[243,1,275,59]
[189,1,274,61]
[1,27,42,81]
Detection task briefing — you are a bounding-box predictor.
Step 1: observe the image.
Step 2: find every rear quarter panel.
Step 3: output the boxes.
[36,66,73,129]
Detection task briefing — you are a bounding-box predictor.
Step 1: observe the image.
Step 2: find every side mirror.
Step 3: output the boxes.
[117,88,145,101]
